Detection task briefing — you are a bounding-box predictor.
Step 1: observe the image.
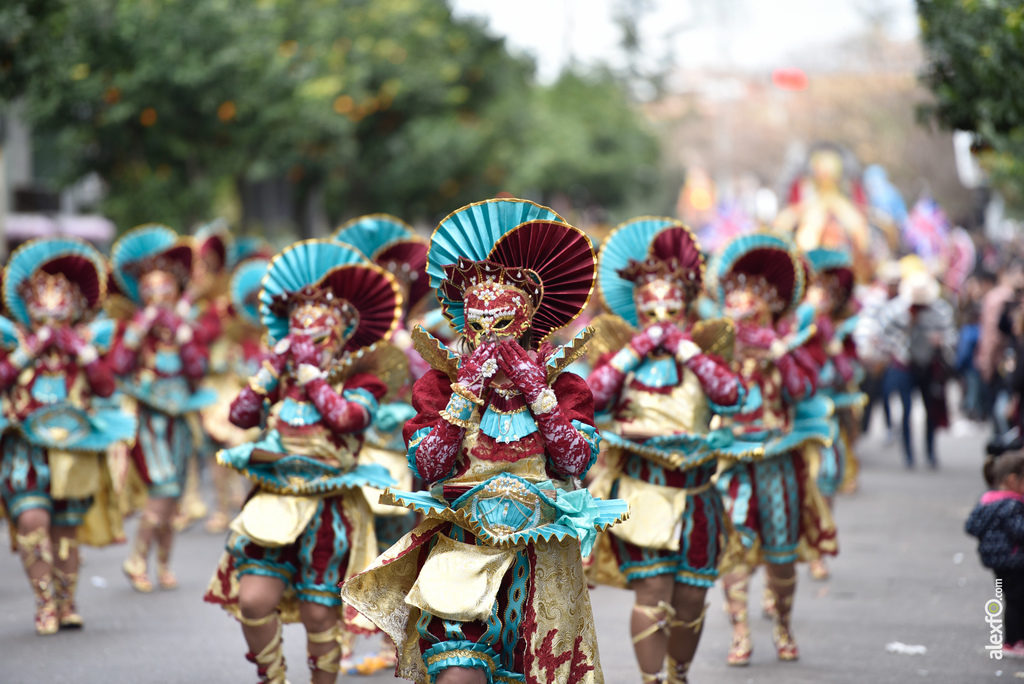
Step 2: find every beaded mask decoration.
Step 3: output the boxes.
[20,271,86,324]
[138,270,181,308]
[619,258,694,327]
[270,284,359,349]
[440,257,540,347]
[721,273,785,324]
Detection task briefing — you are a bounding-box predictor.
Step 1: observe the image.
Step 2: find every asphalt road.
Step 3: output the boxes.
[0,407,1006,683]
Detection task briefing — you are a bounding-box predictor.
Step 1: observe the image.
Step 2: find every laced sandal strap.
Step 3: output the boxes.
[307,625,341,673]
[57,536,79,561]
[670,603,708,634]
[632,601,677,644]
[768,573,797,587]
[640,672,666,683]
[16,528,54,567]
[666,656,690,684]
[252,619,287,682]
[238,611,280,627]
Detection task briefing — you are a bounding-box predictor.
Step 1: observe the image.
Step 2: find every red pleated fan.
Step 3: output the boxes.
[487,220,596,342]
[317,263,402,351]
[40,255,105,311]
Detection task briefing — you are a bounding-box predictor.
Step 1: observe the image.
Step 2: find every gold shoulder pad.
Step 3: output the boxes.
[410,324,459,381]
[691,317,735,361]
[585,313,635,367]
[328,341,410,403]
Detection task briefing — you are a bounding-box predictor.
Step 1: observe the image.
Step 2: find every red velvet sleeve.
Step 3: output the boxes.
[685,352,740,407]
[403,369,465,483]
[191,303,223,347]
[82,358,116,398]
[229,354,287,428]
[537,372,596,477]
[180,339,208,380]
[777,352,815,401]
[0,357,19,390]
[587,351,626,413]
[304,371,387,436]
[108,336,137,376]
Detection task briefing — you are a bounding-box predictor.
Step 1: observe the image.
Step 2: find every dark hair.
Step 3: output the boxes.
[992,452,1024,486]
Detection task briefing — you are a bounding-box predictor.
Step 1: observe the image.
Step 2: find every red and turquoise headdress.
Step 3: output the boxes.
[111,224,193,305]
[426,198,596,347]
[709,233,805,319]
[258,239,401,351]
[3,237,108,326]
[597,216,704,327]
[333,213,429,312]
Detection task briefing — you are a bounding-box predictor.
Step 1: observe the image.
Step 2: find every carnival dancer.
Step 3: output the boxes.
[803,248,865,579]
[193,228,277,533]
[204,239,402,684]
[710,234,837,665]
[109,224,217,593]
[0,237,136,634]
[333,214,429,675]
[341,199,627,684]
[174,220,231,532]
[584,217,747,684]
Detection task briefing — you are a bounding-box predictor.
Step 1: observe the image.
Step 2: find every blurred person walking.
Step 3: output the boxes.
[877,271,957,468]
[853,261,901,442]
[977,265,1021,435]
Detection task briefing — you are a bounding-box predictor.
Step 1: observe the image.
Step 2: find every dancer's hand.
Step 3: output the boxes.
[455,341,497,400]
[290,334,321,369]
[496,340,548,404]
[629,326,664,358]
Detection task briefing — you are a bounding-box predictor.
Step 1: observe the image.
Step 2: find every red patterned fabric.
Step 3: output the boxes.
[405,367,595,484]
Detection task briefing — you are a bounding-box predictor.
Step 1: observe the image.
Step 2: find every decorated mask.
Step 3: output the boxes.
[619,257,697,330]
[22,271,84,325]
[722,274,780,325]
[139,270,181,308]
[634,278,687,327]
[463,281,534,346]
[439,258,542,348]
[284,285,359,355]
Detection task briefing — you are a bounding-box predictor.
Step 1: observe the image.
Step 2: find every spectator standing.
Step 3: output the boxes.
[878,271,958,468]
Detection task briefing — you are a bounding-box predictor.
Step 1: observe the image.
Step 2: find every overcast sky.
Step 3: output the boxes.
[450,0,919,81]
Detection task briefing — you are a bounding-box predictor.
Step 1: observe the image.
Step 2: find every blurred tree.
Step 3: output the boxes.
[0,0,72,103]
[11,0,659,234]
[917,0,1024,208]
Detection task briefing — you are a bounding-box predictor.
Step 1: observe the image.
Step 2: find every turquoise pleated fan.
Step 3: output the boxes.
[332,214,412,260]
[806,248,852,274]
[229,236,272,269]
[598,217,681,327]
[110,224,179,304]
[258,240,366,343]
[426,199,565,289]
[231,257,269,328]
[4,237,108,326]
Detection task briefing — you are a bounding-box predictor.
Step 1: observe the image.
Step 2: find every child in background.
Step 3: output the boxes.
[967,451,1024,658]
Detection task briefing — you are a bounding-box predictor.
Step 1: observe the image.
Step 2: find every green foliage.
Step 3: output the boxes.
[8,0,660,232]
[917,0,1024,207]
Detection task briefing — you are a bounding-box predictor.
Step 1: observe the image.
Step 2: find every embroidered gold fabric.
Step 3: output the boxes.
[359,445,414,517]
[405,533,520,621]
[230,492,322,547]
[48,450,102,499]
[608,475,691,551]
[616,369,710,440]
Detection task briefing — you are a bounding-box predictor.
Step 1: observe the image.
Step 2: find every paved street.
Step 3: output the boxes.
[0,408,1004,683]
